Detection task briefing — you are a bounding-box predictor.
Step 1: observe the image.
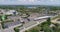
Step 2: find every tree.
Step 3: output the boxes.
[47,18,51,25]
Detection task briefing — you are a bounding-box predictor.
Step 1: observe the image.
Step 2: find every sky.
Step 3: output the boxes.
[0,0,60,5]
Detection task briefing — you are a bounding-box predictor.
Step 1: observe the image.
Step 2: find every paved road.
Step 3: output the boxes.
[20,20,46,32]
[0,30,2,32]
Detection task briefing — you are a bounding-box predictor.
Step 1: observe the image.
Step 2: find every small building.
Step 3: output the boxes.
[21,14,28,18]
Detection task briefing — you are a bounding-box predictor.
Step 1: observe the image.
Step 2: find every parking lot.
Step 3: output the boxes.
[4,20,21,28]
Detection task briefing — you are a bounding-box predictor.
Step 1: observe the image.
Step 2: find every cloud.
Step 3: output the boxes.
[17,0,36,2]
[28,0,35,2]
[0,0,5,2]
[0,0,60,5]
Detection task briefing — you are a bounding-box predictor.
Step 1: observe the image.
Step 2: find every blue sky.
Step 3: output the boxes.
[0,0,60,5]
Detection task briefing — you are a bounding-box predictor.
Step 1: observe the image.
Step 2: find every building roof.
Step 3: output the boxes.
[34,16,52,20]
[5,10,18,15]
[7,15,21,20]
